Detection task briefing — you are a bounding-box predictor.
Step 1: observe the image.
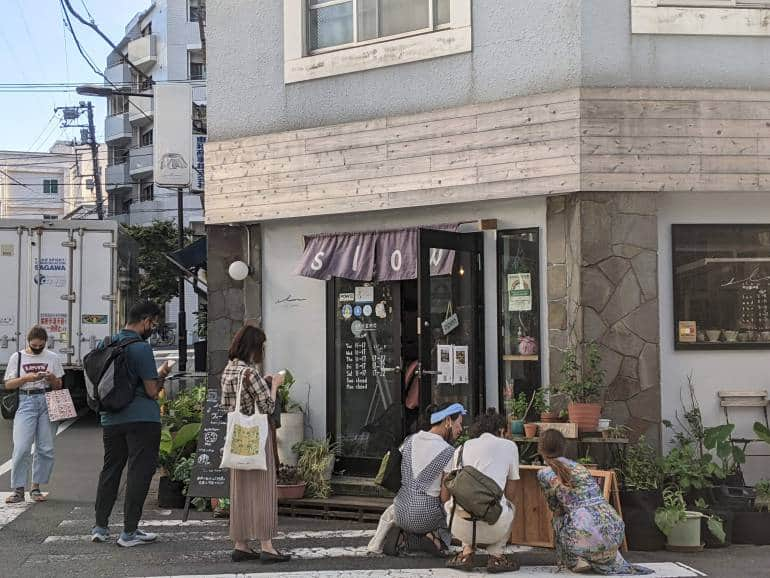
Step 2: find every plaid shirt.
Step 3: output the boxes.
[220,359,275,416]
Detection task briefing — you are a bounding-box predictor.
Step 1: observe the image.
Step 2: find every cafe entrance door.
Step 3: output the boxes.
[417,229,485,426]
[324,228,485,477]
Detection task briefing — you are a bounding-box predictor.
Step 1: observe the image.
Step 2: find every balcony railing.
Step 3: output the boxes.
[129,145,153,176]
[105,163,131,192]
[129,94,153,124]
[104,62,131,87]
[127,34,157,72]
[104,114,131,143]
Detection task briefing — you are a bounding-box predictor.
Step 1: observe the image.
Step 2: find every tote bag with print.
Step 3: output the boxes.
[220,369,269,471]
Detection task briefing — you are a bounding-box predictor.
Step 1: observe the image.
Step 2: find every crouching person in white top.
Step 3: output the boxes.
[442,409,520,573]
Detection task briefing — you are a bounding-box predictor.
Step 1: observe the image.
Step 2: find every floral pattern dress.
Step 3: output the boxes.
[537,459,652,575]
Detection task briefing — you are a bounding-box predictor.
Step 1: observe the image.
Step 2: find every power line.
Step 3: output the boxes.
[0,169,34,191]
[26,113,59,151]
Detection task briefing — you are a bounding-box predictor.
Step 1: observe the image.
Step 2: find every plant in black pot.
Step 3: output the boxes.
[731,423,770,546]
[620,437,665,551]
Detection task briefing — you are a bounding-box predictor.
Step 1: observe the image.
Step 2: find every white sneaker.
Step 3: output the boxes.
[91,527,110,543]
[117,529,158,547]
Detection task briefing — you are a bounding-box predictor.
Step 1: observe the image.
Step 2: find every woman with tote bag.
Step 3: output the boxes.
[220,325,290,564]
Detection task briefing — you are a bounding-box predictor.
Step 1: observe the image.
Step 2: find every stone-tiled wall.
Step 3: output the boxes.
[206,224,262,386]
[547,193,661,444]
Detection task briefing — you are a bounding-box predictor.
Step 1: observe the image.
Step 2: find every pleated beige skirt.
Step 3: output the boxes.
[229,427,277,542]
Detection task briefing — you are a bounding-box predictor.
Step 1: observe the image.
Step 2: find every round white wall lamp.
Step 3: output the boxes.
[228,260,250,281]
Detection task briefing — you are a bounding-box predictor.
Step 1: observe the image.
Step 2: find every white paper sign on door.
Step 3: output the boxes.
[508,273,532,312]
[453,345,469,384]
[437,344,453,384]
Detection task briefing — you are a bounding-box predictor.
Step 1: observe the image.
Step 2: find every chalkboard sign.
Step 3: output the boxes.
[187,384,230,500]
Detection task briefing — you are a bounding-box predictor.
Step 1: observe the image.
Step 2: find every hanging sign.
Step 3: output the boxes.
[508,273,533,312]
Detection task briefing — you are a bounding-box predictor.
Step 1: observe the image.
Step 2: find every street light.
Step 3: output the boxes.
[76,84,149,98]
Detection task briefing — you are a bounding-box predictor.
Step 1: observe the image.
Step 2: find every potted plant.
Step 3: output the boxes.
[533,388,558,423]
[602,424,630,440]
[294,437,340,499]
[276,464,306,500]
[655,488,724,552]
[157,420,201,509]
[620,437,665,551]
[733,477,770,545]
[556,344,605,433]
[694,498,733,549]
[275,370,305,466]
[577,450,598,470]
[504,389,533,435]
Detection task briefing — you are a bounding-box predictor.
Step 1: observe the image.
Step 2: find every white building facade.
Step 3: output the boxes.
[0,142,106,220]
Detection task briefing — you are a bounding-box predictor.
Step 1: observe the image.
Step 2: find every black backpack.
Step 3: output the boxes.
[83,336,143,413]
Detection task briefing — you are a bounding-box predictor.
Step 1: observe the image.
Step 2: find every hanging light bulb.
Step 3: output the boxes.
[228,260,249,281]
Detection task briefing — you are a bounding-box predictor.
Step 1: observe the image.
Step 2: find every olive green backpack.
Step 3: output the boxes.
[444,443,503,528]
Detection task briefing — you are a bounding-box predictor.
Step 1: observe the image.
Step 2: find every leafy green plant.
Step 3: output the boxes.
[160,385,206,432]
[172,454,195,495]
[755,479,770,512]
[277,464,303,485]
[294,438,340,499]
[703,423,745,478]
[556,343,605,404]
[532,388,550,414]
[755,422,770,445]
[505,391,532,420]
[655,487,724,544]
[662,442,722,493]
[621,436,663,492]
[276,370,303,413]
[454,427,470,448]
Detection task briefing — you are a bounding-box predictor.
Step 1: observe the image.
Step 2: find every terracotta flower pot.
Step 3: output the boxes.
[277,482,306,501]
[540,411,559,423]
[524,423,538,438]
[568,402,602,433]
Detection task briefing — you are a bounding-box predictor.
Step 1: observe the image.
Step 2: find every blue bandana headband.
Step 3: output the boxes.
[430,403,467,425]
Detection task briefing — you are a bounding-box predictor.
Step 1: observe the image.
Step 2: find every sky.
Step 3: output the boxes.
[0,0,150,152]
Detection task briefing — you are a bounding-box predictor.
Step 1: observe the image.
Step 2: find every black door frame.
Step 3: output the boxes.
[417,228,485,420]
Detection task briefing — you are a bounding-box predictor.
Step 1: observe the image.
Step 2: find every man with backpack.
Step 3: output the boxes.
[89,302,173,547]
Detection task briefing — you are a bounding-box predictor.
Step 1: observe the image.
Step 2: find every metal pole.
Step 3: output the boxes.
[177,187,188,372]
[86,102,105,220]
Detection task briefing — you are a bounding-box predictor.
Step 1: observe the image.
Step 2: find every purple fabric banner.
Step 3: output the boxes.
[296,225,457,281]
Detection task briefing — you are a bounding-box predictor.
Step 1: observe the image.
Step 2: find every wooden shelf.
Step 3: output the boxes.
[503,355,539,362]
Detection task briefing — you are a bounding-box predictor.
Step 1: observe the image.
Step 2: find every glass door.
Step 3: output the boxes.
[329,279,403,476]
[417,229,484,422]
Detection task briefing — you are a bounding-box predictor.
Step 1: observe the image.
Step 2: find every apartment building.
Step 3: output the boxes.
[0,141,106,220]
[204,0,770,482]
[102,0,206,228]
[102,0,206,340]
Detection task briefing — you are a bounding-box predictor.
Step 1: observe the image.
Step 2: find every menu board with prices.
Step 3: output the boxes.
[187,386,230,499]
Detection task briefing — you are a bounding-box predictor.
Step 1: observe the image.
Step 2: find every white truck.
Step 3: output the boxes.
[0,219,137,418]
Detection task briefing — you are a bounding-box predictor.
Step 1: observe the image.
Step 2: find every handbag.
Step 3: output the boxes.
[220,368,269,471]
[45,388,77,422]
[375,447,402,493]
[0,351,21,418]
[444,443,503,527]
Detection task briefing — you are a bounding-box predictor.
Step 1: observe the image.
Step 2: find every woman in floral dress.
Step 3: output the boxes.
[536,430,652,575]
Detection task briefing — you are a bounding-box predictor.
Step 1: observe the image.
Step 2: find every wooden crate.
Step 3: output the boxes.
[278,495,391,523]
[537,422,578,439]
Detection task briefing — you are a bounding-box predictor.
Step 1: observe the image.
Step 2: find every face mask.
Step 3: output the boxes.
[30,346,45,355]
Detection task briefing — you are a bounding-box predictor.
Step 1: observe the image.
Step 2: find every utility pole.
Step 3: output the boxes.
[85,103,104,219]
[177,187,187,372]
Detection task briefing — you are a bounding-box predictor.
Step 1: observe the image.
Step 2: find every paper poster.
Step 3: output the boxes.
[453,345,469,384]
[508,273,532,312]
[679,321,697,343]
[437,344,453,384]
[355,286,374,303]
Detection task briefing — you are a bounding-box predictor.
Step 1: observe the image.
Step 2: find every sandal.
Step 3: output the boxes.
[488,554,521,574]
[382,527,403,557]
[417,534,443,557]
[5,489,24,504]
[446,551,475,571]
[30,489,47,502]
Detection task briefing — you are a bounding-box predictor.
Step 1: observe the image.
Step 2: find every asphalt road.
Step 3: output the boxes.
[2,411,770,577]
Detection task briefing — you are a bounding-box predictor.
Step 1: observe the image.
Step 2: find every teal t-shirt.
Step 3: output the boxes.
[100,329,161,426]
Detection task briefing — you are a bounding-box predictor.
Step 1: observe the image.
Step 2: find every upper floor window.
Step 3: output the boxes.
[189,0,201,22]
[633,0,770,36]
[139,180,154,202]
[109,95,129,116]
[140,129,153,147]
[308,0,450,52]
[141,22,152,37]
[43,179,58,195]
[189,51,206,80]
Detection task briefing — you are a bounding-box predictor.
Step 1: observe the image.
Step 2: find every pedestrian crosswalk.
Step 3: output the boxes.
[25,505,707,577]
[0,492,34,531]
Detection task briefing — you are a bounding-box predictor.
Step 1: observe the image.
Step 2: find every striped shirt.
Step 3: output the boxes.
[220,359,275,416]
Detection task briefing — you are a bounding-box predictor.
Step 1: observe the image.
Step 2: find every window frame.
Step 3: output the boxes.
[188,51,206,81]
[139,179,154,202]
[140,128,154,147]
[672,223,770,351]
[42,179,59,195]
[284,0,471,84]
[632,0,770,37]
[188,0,201,22]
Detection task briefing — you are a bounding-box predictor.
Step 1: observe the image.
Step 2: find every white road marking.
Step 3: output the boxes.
[131,562,703,578]
[0,493,35,530]
[45,528,378,543]
[0,407,87,479]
